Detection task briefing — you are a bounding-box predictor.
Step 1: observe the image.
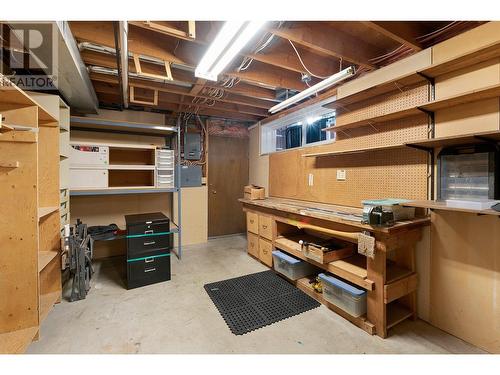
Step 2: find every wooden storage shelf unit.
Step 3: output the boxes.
[323,40,500,109]
[295,277,375,335]
[322,41,500,133]
[69,141,164,190]
[274,234,373,291]
[324,83,500,132]
[0,84,62,354]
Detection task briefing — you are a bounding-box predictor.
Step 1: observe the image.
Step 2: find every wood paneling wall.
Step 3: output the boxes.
[428,30,500,352]
[266,22,500,352]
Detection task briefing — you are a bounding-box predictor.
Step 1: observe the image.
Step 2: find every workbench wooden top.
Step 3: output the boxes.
[239,197,430,234]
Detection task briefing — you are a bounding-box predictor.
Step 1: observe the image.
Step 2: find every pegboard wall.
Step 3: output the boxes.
[335,114,429,149]
[269,84,431,208]
[307,148,428,207]
[336,83,430,127]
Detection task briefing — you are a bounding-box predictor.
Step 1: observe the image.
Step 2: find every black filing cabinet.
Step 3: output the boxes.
[125,212,173,289]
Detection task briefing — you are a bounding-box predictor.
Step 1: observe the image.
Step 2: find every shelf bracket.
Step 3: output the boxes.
[417,72,435,102]
[405,144,432,152]
[417,107,435,138]
[474,135,500,148]
[416,72,435,85]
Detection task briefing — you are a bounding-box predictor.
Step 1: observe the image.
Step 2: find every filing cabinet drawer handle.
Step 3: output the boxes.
[145,230,153,234]
[262,225,268,229]
[144,241,156,246]
[144,268,156,272]
[145,257,155,263]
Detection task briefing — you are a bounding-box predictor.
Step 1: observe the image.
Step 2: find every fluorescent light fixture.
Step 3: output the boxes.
[269,66,355,114]
[195,21,265,81]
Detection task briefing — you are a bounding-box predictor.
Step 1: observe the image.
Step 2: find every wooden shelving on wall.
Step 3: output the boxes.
[420,40,500,78]
[324,72,427,110]
[0,83,62,354]
[403,200,500,217]
[302,144,405,158]
[405,129,500,151]
[323,83,500,132]
[323,40,500,111]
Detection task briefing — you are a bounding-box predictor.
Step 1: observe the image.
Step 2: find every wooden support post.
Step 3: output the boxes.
[367,247,387,338]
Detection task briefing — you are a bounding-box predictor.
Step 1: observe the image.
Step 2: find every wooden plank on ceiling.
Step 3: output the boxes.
[96,93,261,122]
[70,21,191,66]
[361,21,423,51]
[89,72,273,110]
[247,40,341,78]
[268,22,380,69]
[226,60,312,91]
[92,81,268,116]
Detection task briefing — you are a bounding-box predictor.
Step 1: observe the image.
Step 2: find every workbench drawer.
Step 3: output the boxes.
[247,232,259,258]
[259,238,273,267]
[246,212,259,234]
[259,215,273,240]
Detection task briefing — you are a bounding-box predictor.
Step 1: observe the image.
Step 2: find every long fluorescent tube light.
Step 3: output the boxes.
[195,21,265,81]
[269,66,355,114]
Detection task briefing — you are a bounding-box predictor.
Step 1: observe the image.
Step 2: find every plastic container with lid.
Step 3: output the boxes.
[272,250,316,280]
[318,273,367,317]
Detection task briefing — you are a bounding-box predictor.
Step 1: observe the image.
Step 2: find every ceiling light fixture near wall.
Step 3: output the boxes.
[195,21,265,81]
[269,66,356,114]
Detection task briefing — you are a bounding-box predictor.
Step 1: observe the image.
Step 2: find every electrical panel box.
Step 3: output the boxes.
[180,165,202,187]
[185,132,201,160]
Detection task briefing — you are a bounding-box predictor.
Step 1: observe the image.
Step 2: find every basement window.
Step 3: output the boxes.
[261,111,336,154]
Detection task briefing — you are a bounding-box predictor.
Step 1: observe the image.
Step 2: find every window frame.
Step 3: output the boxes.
[260,97,337,155]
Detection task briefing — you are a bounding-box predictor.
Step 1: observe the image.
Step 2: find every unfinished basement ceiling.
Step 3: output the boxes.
[69,21,485,123]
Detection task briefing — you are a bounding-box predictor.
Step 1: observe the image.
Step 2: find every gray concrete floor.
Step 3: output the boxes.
[28,235,484,354]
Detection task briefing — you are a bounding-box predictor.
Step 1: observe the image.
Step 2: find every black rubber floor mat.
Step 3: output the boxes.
[204,270,320,335]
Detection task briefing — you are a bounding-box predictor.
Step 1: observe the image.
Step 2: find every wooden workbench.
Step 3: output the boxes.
[239,197,430,338]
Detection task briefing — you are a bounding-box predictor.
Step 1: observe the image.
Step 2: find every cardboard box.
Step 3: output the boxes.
[244,185,265,200]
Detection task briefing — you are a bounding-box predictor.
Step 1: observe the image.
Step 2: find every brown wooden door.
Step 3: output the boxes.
[208,135,249,237]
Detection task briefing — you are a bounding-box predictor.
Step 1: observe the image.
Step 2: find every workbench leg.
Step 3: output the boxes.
[367,248,387,338]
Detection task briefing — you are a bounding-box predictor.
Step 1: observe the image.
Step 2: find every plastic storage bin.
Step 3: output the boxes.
[318,273,367,317]
[272,250,316,280]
